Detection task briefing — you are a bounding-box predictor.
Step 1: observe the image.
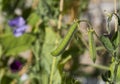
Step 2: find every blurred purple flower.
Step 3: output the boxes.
[8,16,25,27]
[8,16,28,37]
[13,25,29,37]
[10,60,22,72]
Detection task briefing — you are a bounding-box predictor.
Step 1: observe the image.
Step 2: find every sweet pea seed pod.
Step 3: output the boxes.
[88,29,96,63]
[51,22,78,56]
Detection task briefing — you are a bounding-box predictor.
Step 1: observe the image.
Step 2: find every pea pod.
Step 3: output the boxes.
[88,29,96,63]
[51,22,78,56]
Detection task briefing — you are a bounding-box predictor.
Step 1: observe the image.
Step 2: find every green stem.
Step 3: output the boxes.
[77,20,100,41]
[35,55,40,71]
[49,57,56,84]
[87,64,110,70]
[111,0,118,83]
[59,55,71,65]
[32,40,41,72]
[0,69,5,84]
[112,62,119,84]
[77,20,92,29]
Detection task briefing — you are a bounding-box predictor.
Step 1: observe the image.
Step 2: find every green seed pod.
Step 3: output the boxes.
[88,29,96,63]
[51,22,78,56]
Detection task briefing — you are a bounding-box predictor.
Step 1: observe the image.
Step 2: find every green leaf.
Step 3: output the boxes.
[101,71,111,82]
[112,29,120,48]
[40,27,61,84]
[1,75,13,84]
[110,61,120,83]
[0,33,35,56]
[27,13,40,27]
[105,70,111,78]
[101,73,109,82]
[100,35,114,52]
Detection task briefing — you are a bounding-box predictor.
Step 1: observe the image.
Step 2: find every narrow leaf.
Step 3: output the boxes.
[100,35,114,52]
[112,29,120,48]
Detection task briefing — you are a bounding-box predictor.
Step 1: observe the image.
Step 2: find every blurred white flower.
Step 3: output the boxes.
[20,73,28,81]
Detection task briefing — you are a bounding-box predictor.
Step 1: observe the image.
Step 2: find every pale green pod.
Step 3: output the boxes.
[51,22,78,56]
[88,29,96,63]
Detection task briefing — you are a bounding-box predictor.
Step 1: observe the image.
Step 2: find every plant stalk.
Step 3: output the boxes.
[49,57,56,84]
[112,62,119,84]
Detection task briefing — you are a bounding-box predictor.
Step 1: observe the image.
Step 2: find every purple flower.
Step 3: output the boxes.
[13,25,29,37]
[8,17,26,27]
[10,60,22,72]
[8,16,28,37]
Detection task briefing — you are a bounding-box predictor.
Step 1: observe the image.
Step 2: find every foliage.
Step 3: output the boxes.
[0,0,120,84]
